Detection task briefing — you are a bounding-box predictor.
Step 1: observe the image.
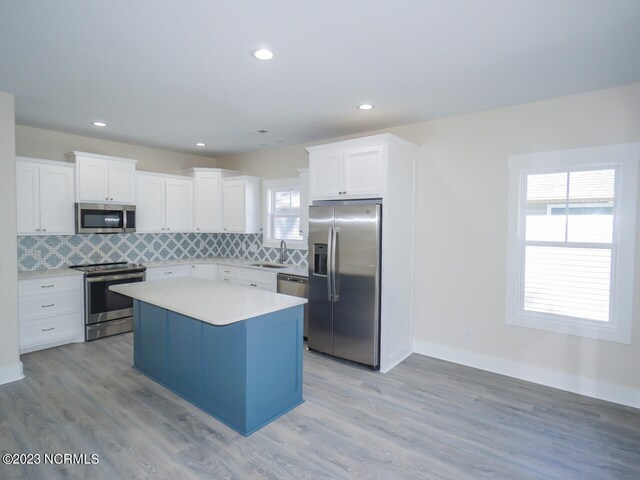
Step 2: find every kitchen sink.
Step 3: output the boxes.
[250,263,288,269]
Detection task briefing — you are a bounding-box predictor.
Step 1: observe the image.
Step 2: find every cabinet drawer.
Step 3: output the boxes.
[19,291,83,321]
[219,266,238,278]
[19,275,82,296]
[20,312,83,350]
[146,265,190,281]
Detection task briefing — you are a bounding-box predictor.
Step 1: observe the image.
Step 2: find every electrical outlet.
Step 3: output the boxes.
[249,244,258,253]
[463,329,471,341]
[33,250,42,260]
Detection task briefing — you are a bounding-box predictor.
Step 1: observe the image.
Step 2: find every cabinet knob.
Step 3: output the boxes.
[110,197,114,201]
[196,227,200,231]
[42,228,46,232]
[166,227,170,231]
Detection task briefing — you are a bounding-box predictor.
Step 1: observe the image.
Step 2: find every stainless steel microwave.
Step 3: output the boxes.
[75,203,136,234]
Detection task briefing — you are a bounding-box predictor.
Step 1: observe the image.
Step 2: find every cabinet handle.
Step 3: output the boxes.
[164,272,172,275]
[223,278,230,281]
[42,327,55,332]
[41,304,55,308]
[41,284,54,289]
[250,283,257,287]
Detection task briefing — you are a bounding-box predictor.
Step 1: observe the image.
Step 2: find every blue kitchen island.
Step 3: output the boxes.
[110,277,306,436]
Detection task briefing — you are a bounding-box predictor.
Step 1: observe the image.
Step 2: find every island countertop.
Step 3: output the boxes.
[110,277,307,326]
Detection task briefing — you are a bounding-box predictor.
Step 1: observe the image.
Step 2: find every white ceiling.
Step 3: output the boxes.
[1,0,639,157]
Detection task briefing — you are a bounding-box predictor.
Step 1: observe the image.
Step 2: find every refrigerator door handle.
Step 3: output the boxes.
[332,227,339,301]
[327,226,334,302]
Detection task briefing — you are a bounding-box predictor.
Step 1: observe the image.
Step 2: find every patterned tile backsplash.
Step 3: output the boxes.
[17,233,308,271]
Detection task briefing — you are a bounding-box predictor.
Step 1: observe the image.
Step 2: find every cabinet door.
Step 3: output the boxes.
[342,145,384,198]
[39,165,75,234]
[77,157,110,202]
[165,178,193,232]
[190,264,218,281]
[108,161,136,204]
[135,175,165,232]
[193,172,221,232]
[309,150,343,200]
[298,170,310,242]
[222,180,246,233]
[16,162,41,234]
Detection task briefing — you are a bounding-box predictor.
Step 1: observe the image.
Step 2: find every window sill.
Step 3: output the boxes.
[262,239,308,251]
[506,311,631,344]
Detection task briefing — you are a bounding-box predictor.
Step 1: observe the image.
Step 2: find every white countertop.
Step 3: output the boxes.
[144,257,309,277]
[18,257,308,280]
[18,268,85,280]
[110,277,307,326]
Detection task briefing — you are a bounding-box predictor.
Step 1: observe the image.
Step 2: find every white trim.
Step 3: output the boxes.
[16,156,75,168]
[262,177,306,250]
[0,362,24,386]
[64,150,138,164]
[506,143,639,344]
[380,344,413,374]
[413,340,640,409]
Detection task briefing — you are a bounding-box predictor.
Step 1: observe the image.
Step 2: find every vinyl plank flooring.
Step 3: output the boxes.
[0,333,638,479]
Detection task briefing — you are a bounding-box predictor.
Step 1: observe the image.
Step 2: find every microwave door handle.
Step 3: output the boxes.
[327,227,333,302]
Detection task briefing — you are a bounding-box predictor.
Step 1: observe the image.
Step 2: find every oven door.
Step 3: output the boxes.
[76,203,127,234]
[85,272,146,324]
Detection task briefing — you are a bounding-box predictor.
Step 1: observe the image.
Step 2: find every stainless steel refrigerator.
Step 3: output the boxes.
[308,201,381,368]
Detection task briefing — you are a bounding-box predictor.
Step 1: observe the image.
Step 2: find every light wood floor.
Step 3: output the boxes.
[1,333,638,479]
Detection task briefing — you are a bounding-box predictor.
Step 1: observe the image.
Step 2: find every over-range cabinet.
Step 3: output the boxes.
[306,133,417,373]
[308,201,382,368]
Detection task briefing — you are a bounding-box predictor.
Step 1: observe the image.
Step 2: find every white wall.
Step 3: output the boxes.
[16,125,217,174]
[0,92,22,385]
[217,82,640,407]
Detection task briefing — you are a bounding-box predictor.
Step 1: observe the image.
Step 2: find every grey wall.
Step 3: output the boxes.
[16,125,217,174]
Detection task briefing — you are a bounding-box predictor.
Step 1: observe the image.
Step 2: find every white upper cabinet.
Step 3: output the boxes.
[298,168,310,242]
[135,174,165,232]
[307,138,386,200]
[16,157,75,235]
[135,172,193,233]
[222,176,261,234]
[66,151,137,204]
[184,168,239,232]
[165,178,193,232]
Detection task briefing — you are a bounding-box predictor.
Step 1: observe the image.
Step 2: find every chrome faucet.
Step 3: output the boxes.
[279,240,287,264]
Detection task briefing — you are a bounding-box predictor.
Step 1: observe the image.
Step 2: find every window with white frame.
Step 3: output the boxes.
[506,143,639,343]
[263,178,305,249]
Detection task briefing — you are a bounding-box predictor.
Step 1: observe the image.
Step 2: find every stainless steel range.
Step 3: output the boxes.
[70,262,146,340]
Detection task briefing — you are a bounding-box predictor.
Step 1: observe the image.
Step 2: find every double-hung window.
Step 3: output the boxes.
[263,177,305,249]
[506,143,639,343]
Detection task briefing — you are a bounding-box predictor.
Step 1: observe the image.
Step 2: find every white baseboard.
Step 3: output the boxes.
[381,344,413,373]
[412,340,639,410]
[0,361,24,386]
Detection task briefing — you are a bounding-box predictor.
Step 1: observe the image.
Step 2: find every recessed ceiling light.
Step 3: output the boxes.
[253,49,274,60]
[92,121,107,127]
[357,104,374,110]
[195,142,206,147]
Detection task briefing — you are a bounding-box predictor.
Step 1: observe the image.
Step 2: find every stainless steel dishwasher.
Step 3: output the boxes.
[277,273,309,339]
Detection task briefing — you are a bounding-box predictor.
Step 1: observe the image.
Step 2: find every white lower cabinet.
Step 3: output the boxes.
[145,265,191,281]
[146,263,276,291]
[19,275,84,354]
[218,266,277,292]
[190,264,218,281]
